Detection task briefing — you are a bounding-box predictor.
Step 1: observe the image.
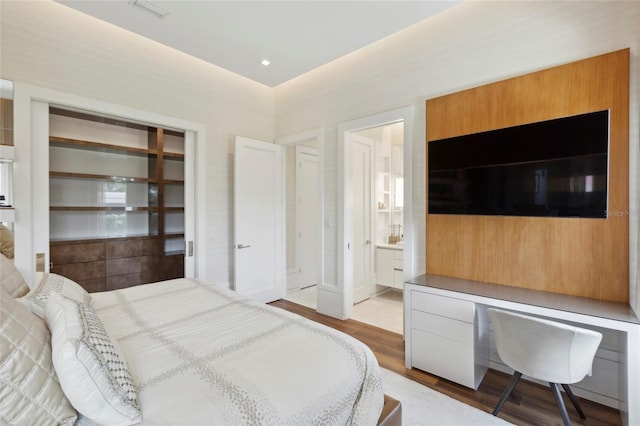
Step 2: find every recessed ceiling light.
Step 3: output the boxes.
[261,59,271,66]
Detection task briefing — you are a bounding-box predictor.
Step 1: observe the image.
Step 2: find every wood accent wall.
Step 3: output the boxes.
[425,49,630,303]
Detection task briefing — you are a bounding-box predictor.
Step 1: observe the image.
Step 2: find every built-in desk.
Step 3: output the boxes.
[405,274,640,426]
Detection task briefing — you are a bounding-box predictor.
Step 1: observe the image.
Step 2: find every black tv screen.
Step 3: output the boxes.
[428,110,609,218]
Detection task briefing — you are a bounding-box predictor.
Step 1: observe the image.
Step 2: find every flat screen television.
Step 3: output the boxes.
[428,110,609,218]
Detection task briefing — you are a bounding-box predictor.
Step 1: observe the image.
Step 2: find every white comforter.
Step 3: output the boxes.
[89,278,384,425]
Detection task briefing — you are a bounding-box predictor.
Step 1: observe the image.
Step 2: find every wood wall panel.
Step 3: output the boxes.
[426,49,630,302]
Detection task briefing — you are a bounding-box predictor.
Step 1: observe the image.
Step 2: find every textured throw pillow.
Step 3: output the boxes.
[20,272,92,318]
[0,224,14,259]
[0,289,78,425]
[0,253,29,298]
[45,292,142,426]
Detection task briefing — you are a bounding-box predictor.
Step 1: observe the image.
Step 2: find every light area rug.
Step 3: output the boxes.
[381,368,514,426]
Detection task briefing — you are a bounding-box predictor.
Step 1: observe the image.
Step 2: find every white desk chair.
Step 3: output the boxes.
[487,308,602,426]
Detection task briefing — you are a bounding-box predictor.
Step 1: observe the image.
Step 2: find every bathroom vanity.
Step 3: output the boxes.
[375,244,403,289]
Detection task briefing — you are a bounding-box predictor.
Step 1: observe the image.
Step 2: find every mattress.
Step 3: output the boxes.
[88,278,384,425]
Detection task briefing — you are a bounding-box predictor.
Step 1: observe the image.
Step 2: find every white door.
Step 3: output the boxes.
[296,146,318,288]
[352,135,374,304]
[234,136,284,303]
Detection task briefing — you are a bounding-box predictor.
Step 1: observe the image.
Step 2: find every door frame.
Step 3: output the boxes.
[276,128,324,308]
[13,82,206,286]
[295,144,319,289]
[338,106,414,319]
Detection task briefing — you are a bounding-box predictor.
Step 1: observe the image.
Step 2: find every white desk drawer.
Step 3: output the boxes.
[411,329,476,388]
[411,310,473,343]
[411,291,474,323]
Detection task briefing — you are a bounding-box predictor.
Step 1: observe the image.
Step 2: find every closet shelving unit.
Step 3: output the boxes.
[48,108,185,292]
[375,141,403,245]
[0,96,15,223]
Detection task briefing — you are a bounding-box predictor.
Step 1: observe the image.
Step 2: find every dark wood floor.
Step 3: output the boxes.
[269,299,623,426]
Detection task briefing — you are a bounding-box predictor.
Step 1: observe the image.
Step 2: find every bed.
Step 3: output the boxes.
[0,254,400,426]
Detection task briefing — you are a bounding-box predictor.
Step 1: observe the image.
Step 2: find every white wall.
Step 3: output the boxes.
[1,1,639,314]
[0,0,275,286]
[274,1,640,314]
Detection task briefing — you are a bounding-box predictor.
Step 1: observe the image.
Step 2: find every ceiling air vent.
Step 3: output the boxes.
[129,0,171,20]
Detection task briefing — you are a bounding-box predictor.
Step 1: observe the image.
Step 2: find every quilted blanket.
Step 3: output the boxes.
[88,278,384,425]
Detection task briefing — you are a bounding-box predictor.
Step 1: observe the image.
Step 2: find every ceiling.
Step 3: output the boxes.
[56,0,462,87]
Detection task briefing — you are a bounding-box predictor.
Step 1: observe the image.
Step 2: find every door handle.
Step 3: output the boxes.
[237,244,252,249]
[365,240,372,245]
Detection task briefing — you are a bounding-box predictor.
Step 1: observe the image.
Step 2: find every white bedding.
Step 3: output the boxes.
[88,278,384,425]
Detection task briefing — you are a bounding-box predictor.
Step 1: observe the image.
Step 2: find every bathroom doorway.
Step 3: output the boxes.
[350,123,405,302]
[338,106,413,323]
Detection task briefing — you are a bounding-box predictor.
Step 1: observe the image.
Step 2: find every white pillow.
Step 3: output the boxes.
[20,272,92,318]
[0,253,29,298]
[45,292,142,426]
[0,289,78,425]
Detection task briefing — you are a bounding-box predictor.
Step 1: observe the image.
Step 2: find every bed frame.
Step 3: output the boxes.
[377,395,401,426]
